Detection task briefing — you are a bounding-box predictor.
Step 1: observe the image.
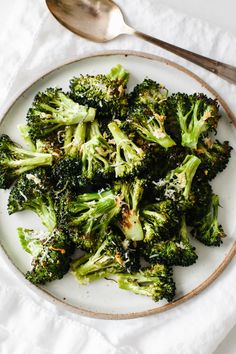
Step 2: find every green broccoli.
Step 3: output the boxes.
[108,121,146,178]
[80,120,114,184]
[128,79,176,148]
[18,228,74,284]
[0,134,53,189]
[194,138,232,180]
[70,64,129,119]
[117,263,175,302]
[27,88,96,140]
[114,178,144,241]
[143,216,198,266]
[191,194,226,246]
[154,154,201,210]
[170,93,220,149]
[8,168,57,232]
[141,200,179,242]
[67,189,122,249]
[71,230,139,284]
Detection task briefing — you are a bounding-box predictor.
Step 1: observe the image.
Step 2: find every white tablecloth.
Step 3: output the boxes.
[0,1,236,353]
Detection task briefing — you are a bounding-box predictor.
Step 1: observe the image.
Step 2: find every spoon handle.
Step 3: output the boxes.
[132,30,236,84]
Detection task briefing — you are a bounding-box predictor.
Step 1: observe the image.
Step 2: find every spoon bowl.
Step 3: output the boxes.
[46,0,131,42]
[46,0,236,84]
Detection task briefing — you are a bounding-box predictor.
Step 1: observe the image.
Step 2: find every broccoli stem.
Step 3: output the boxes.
[40,102,96,124]
[7,154,52,175]
[18,124,36,151]
[108,121,144,177]
[69,194,119,226]
[69,123,86,156]
[35,199,57,232]
[181,155,201,199]
[172,155,201,200]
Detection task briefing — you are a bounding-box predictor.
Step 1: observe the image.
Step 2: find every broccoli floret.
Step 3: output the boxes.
[114,178,144,241]
[117,263,175,302]
[71,230,139,284]
[141,200,179,242]
[187,178,213,226]
[154,154,201,210]
[170,93,220,149]
[143,216,198,266]
[18,228,75,284]
[191,194,226,246]
[0,134,53,189]
[80,120,114,184]
[8,168,57,231]
[128,79,176,148]
[70,64,129,119]
[194,138,232,180]
[108,121,146,178]
[27,88,96,140]
[67,189,122,248]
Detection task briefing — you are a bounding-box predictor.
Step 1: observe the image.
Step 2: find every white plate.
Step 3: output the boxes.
[0,51,236,319]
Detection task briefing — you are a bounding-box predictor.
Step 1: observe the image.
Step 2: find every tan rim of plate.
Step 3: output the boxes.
[0,50,236,320]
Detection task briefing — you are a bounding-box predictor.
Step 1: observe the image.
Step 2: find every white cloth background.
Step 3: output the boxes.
[0,1,236,353]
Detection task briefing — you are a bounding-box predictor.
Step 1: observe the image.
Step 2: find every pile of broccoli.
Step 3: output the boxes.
[0,64,232,304]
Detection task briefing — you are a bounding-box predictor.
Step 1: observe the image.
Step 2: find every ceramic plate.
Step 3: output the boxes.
[0,51,236,319]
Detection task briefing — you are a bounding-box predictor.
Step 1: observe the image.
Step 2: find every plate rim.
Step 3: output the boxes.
[1,49,236,320]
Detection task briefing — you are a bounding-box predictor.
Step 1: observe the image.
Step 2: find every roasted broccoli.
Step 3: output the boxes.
[71,230,139,284]
[18,228,74,284]
[8,168,57,231]
[108,121,146,178]
[141,200,179,242]
[1,65,231,302]
[186,178,213,226]
[114,178,144,241]
[66,189,122,249]
[117,263,175,302]
[191,194,226,246]
[153,154,201,210]
[80,120,114,184]
[143,216,198,266]
[194,138,232,180]
[70,64,129,119]
[0,134,53,189]
[128,79,176,148]
[169,93,220,149]
[27,88,96,140]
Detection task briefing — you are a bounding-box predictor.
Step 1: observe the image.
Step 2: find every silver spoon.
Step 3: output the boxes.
[46,0,236,84]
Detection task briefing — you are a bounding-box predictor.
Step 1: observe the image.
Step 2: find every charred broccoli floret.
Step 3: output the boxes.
[18,228,74,284]
[141,200,179,242]
[154,155,201,210]
[67,189,122,248]
[0,134,53,189]
[108,121,146,178]
[8,168,57,231]
[194,138,232,180]
[191,194,226,246]
[80,120,114,184]
[52,122,87,190]
[186,178,213,226]
[70,64,129,119]
[27,88,96,140]
[128,79,176,148]
[114,178,144,241]
[117,263,175,302]
[71,230,139,284]
[143,216,197,267]
[169,93,220,149]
